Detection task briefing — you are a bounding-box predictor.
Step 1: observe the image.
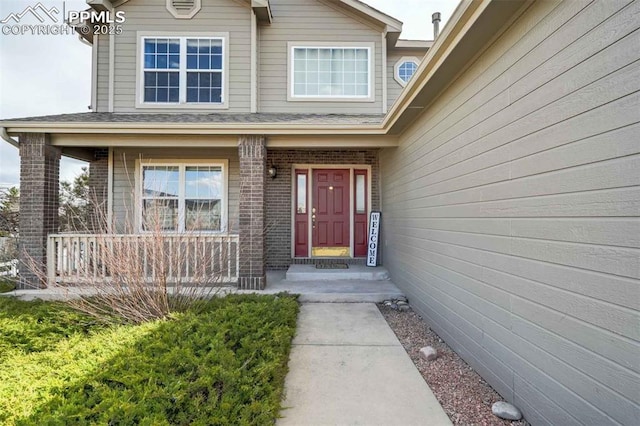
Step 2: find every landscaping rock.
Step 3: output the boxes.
[382,298,411,311]
[419,346,438,362]
[492,401,522,420]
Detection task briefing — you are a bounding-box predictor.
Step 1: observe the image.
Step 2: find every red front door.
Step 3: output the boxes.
[312,169,350,256]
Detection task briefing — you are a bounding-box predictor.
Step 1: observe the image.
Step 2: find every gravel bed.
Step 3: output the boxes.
[378,304,529,426]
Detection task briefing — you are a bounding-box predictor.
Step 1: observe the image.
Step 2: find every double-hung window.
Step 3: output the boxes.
[139,34,227,107]
[289,43,374,101]
[141,161,227,232]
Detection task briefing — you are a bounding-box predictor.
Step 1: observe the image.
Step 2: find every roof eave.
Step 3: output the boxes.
[251,0,272,23]
[384,0,529,134]
[338,0,402,31]
[392,39,433,50]
[3,122,386,136]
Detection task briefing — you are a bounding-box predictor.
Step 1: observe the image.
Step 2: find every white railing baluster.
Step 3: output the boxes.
[46,233,240,285]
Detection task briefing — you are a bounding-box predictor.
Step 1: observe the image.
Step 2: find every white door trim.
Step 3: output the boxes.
[290,164,372,259]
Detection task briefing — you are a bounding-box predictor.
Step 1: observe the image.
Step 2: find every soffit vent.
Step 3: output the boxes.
[166,0,201,19]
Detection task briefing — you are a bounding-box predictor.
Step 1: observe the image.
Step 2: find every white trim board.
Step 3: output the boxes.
[290,164,372,259]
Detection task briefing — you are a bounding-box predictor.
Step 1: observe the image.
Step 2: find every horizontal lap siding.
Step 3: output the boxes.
[108,0,250,113]
[380,1,640,425]
[96,35,109,112]
[259,0,383,113]
[387,49,426,108]
[112,147,240,233]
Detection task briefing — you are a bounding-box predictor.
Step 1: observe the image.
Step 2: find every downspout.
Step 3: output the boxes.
[77,34,92,47]
[250,10,258,113]
[91,34,99,110]
[381,31,387,113]
[108,33,115,112]
[0,127,18,148]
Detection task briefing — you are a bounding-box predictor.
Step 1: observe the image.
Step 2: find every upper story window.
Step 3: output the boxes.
[137,33,229,109]
[394,57,420,87]
[288,43,375,102]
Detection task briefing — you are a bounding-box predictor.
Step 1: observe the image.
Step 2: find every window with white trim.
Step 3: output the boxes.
[141,162,226,232]
[290,45,372,100]
[393,57,420,87]
[141,36,225,105]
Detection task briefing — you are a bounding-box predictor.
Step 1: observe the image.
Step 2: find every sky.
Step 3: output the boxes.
[0,0,459,189]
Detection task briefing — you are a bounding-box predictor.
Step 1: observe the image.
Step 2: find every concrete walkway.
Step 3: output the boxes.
[278,303,452,426]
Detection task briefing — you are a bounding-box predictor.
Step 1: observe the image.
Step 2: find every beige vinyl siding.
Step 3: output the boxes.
[96,34,110,112]
[109,0,250,113]
[387,49,425,108]
[380,1,640,425]
[258,0,384,113]
[112,147,240,233]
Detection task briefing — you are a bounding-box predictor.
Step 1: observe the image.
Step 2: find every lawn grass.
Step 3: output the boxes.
[0,294,299,425]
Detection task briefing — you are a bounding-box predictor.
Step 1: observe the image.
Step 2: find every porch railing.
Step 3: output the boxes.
[0,259,18,277]
[47,233,239,286]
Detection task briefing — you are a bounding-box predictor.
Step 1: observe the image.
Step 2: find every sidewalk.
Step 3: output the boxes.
[278,303,452,426]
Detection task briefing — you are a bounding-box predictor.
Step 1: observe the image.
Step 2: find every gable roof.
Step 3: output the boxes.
[87,0,403,42]
[3,0,529,139]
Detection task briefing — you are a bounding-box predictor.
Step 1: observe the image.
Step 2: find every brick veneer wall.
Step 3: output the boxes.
[88,148,109,231]
[238,135,267,289]
[265,149,380,270]
[18,133,61,289]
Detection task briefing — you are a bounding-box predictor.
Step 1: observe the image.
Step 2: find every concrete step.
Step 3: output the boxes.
[285,264,390,282]
[258,271,404,303]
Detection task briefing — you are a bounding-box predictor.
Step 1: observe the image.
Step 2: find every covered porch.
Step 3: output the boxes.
[6,115,395,291]
[15,132,267,290]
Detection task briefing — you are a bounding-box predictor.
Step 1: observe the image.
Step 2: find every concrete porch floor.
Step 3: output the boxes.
[247,270,404,303]
[3,269,404,304]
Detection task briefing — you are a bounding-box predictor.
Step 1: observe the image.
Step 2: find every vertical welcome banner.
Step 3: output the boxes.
[367,211,381,267]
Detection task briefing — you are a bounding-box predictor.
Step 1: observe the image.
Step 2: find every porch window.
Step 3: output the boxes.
[141,162,226,232]
[140,35,227,107]
[289,44,373,100]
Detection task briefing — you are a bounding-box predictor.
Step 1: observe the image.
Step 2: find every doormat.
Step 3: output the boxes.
[315,263,349,269]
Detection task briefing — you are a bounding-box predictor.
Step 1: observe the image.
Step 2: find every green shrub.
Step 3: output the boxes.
[0,277,16,293]
[0,294,299,425]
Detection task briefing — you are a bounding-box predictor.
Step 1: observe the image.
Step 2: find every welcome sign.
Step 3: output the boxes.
[367,211,381,267]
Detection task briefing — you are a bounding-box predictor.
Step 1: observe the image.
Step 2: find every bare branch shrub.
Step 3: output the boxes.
[26,156,239,323]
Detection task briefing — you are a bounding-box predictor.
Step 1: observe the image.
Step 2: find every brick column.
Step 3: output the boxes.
[18,133,61,289]
[88,148,109,231]
[238,135,266,290]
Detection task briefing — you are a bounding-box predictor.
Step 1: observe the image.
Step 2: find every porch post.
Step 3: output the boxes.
[88,148,109,231]
[238,135,266,290]
[18,133,61,289]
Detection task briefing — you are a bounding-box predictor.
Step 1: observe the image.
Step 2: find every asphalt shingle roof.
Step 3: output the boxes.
[2,112,385,125]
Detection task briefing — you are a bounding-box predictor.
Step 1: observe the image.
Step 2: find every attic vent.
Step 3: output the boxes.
[166,0,201,19]
[174,0,194,10]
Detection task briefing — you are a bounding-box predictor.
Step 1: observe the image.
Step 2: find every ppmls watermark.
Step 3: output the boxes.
[1,2,125,36]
